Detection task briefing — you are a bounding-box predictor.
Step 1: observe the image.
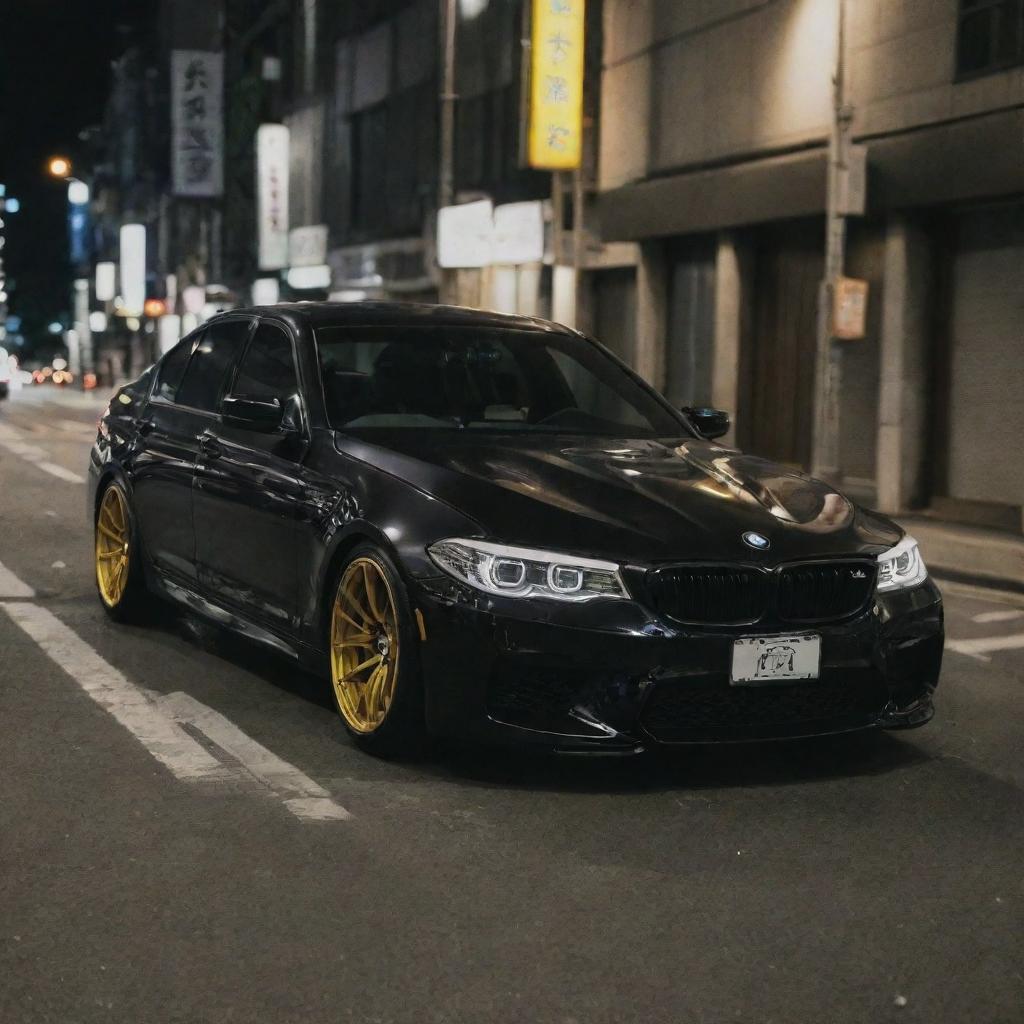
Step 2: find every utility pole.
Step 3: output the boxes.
[811,0,850,481]
[437,0,458,303]
[0,186,8,353]
[438,0,457,211]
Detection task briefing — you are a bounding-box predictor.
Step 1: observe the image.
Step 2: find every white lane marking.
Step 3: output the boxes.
[0,602,225,782]
[37,461,86,484]
[946,633,1024,662]
[0,423,86,484]
[972,609,1024,624]
[56,418,98,435]
[0,560,35,598]
[156,691,352,822]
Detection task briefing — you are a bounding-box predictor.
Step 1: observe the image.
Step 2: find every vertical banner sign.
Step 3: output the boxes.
[257,124,290,270]
[528,0,585,170]
[119,224,146,316]
[171,50,224,197]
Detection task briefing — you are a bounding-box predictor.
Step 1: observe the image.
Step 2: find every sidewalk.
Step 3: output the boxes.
[899,516,1024,595]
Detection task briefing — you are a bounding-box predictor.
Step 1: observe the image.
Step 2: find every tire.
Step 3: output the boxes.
[94,480,151,623]
[326,543,426,757]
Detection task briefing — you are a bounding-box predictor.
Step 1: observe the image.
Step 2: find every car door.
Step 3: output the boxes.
[130,319,252,582]
[192,318,311,631]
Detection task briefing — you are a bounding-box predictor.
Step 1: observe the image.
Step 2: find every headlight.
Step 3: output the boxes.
[876,536,928,592]
[427,538,628,602]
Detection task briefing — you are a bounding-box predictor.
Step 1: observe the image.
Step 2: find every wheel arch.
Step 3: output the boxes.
[317,523,406,644]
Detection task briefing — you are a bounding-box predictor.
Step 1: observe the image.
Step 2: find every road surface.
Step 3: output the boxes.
[1,385,1022,1024]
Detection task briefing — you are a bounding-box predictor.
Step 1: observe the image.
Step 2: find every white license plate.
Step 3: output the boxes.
[731,634,821,685]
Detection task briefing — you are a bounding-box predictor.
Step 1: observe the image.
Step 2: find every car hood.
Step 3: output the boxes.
[335,432,901,565]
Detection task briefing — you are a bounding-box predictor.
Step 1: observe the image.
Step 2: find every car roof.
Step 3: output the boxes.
[224,301,573,337]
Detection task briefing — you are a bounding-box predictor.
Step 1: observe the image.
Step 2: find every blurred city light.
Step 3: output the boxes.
[47,156,71,178]
[118,224,146,315]
[67,180,90,205]
[252,278,280,305]
[3,198,19,214]
[95,262,116,302]
[88,311,107,332]
[47,321,62,335]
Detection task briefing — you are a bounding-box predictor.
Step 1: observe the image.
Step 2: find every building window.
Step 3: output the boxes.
[957,0,1024,78]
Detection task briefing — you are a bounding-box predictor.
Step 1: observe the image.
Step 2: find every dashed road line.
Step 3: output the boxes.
[156,691,351,821]
[0,422,86,484]
[0,560,35,598]
[972,609,1024,625]
[0,560,350,822]
[1,600,226,781]
[946,633,1024,662]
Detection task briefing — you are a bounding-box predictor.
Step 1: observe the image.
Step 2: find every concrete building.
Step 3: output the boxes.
[277,0,555,307]
[594,0,1024,533]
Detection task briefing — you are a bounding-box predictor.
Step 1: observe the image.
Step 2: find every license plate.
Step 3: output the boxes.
[731,633,821,685]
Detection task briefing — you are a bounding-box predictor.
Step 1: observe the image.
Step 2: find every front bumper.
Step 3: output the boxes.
[413,577,944,752]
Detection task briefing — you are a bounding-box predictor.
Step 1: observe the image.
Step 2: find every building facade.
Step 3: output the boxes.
[594,0,1024,532]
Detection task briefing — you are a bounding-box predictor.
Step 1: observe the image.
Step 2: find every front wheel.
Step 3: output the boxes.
[94,481,150,622]
[328,545,425,757]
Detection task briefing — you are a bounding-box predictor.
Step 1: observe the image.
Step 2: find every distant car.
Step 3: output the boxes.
[88,303,943,756]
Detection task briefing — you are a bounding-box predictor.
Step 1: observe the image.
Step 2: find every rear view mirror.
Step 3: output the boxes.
[682,406,730,440]
[222,395,284,433]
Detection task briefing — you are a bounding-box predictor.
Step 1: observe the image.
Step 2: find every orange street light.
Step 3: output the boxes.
[143,298,167,318]
[47,156,72,178]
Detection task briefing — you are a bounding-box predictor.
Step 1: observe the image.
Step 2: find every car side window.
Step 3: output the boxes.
[175,319,252,412]
[155,336,196,402]
[231,322,298,403]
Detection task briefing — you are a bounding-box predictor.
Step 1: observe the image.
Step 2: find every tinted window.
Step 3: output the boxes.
[315,325,687,438]
[155,337,196,402]
[175,319,252,412]
[232,323,298,402]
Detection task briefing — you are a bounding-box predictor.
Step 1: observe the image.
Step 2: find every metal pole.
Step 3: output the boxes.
[811,0,849,481]
[437,0,458,303]
[438,0,457,212]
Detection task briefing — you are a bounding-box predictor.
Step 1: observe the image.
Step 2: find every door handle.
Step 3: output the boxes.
[199,435,224,459]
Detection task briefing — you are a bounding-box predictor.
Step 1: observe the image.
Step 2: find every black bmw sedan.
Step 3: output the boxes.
[88,302,943,756]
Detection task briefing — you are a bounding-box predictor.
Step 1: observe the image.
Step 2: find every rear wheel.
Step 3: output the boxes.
[94,482,149,622]
[328,545,425,756]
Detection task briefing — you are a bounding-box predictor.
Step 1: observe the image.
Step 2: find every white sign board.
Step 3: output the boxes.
[289,225,328,267]
[119,224,146,316]
[257,124,290,270]
[493,201,544,265]
[171,50,224,197]
[252,278,280,305]
[95,262,116,302]
[437,200,493,269]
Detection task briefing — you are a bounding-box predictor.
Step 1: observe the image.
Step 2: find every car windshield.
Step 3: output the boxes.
[315,325,688,438]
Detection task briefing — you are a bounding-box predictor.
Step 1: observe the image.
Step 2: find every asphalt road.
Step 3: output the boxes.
[1,385,1022,1024]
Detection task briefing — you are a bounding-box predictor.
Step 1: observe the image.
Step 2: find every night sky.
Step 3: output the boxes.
[0,0,157,353]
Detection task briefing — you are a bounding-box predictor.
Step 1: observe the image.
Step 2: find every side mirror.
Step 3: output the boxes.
[222,395,284,434]
[682,405,730,440]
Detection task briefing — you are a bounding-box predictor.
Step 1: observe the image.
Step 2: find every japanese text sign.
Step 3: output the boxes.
[528,0,585,170]
[171,50,224,197]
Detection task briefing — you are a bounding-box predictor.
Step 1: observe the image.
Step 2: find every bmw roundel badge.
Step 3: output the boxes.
[743,531,771,550]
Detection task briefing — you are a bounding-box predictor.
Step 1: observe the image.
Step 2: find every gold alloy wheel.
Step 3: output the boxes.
[95,486,131,608]
[330,557,401,734]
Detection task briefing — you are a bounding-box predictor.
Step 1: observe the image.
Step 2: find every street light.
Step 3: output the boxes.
[47,156,72,178]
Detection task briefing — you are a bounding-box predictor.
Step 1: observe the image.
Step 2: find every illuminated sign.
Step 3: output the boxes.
[119,225,146,316]
[95,262,116,302]
[171,50,225,197]
[257,124,290,270]
[527,0,585,170]
[437,200,493,269]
